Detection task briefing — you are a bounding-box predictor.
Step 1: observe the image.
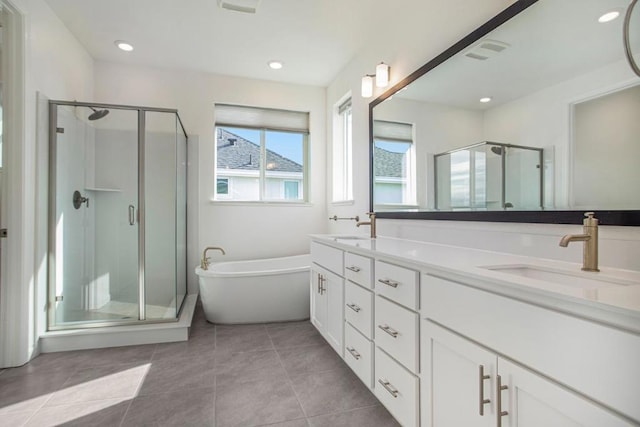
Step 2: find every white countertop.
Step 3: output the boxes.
[310,234,640,334]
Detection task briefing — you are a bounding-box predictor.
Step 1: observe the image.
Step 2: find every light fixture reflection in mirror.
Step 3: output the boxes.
[369,0,640,225]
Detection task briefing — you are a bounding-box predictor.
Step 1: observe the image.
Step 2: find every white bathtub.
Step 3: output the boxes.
[195,254,310,324]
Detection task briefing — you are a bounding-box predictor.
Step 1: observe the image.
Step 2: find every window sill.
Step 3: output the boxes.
[331,200,355,206]
[209,200,313,207]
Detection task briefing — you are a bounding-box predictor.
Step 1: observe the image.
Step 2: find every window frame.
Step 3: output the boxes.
[332,96,353,203]
[213,124,309,203]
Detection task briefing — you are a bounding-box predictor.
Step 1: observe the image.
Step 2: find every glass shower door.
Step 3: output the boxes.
[50,104,140,326]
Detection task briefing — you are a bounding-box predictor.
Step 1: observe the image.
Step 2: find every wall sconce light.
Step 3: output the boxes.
[361,62,390,98]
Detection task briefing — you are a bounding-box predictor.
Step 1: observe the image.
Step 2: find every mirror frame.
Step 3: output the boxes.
[369,0,640,226]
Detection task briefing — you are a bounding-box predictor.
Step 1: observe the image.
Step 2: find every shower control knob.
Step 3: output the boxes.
[73,190,90,209]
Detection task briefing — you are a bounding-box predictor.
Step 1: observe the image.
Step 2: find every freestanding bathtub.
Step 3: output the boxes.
[195,254,310,324]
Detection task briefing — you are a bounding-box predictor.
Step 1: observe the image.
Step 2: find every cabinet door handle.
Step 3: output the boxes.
[377,278,399,288]
[346,266,361,273]
[128,205,136,226]
[320,275,326,295]
[378,378,399,398]
[346,303,361,313]
[317,274,321,294]
[346,346,361,360]
[479,365,491,416]
[496,374,509,427]
[378,324,399,338]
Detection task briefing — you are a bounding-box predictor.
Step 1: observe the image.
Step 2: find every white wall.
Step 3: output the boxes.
[1,0,94,367]
[93,61,328,294]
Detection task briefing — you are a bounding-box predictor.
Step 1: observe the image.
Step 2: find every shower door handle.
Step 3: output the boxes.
[128,205,136,225]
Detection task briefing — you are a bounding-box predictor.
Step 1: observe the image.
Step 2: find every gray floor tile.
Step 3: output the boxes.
[307,405,400,427]
[121,388,215,427]
[81,344,157,367]
[290,367,378,417]
[0,372,70,414]
[258,419,309,427]
[137,352,216,396]
[276,342,345,376]
[216,325,274,353]
[266,322,326,349]
[153,331,216,361]
[45,363,148,407]
[215,349,287,387]
[216,376,304,427]
[0,350,87,379]
[24,398,130,427]
[0,410,33,426]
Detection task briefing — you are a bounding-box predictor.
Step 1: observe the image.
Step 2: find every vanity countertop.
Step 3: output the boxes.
[310,234,640,334]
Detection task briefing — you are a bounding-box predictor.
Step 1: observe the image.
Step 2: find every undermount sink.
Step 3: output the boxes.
[483,264,635,290]
[329,235,370,240]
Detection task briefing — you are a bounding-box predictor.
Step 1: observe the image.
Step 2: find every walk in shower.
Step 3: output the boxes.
[435,141,543,211]
[48,101,188,329]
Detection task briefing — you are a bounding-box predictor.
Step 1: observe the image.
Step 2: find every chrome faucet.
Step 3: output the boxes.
[201,246,226,270]
[356,212,376,239]
[559,212,599,272]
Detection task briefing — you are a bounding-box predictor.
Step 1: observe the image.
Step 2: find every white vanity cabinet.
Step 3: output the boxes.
[310,242,344,356]
[422,321,633,427]
[343,252,375,388]
[421,274,640,426]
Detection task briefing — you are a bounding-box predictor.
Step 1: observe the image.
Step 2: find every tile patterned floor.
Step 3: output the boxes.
[0,303,400,426]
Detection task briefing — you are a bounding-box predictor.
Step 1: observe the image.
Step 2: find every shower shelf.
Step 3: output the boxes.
[85,187,121,192]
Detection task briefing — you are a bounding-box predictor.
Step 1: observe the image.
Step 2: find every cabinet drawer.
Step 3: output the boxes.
[375,346,419,427]
[375,295,419,373]
[344,323,374,389]
[344,252,373,288]
[345,281,374,339]
[375,260,419,310]
[311,241,343,275]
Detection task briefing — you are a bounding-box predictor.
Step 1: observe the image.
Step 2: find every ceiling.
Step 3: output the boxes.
[44,0,397,86]
[395,0,638,110]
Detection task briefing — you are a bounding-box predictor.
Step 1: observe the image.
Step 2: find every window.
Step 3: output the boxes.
[373,120,416,206]
[332,97,352,202]
[214,104,309,202]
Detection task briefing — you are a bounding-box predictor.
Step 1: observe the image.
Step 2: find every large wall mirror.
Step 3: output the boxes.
[370,0,640,225]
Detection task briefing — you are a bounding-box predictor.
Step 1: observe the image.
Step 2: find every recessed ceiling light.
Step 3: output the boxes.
[115,40,134,52]
[268,60,283,70]
[598,10,620,23]
[480,97,492,103]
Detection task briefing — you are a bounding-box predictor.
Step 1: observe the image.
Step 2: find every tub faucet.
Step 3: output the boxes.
[201,246,226,270]
[559,212,599,272]
[356,212,376,239]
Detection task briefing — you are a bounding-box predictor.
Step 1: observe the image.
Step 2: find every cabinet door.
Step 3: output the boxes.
[422,321,495,427]
[325,268,344,356]
[310,266,327,335]
[498,358,634,427]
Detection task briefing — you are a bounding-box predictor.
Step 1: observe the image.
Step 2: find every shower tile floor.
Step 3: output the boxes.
[0,302,400,427]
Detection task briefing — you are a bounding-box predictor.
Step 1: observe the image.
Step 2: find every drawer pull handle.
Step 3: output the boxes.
[496,374,509,427]
[377,278,399,288]
[479,365,491,416]
[346,303,361,313]
[346,346,361,360]
[346,266,362,273]
[378,378,399,398]
[378,324,399,338]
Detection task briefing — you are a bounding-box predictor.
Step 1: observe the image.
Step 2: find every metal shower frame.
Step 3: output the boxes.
[47,100,189,330]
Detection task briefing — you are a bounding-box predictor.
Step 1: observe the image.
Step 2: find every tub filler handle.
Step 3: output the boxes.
[201,246,226,270]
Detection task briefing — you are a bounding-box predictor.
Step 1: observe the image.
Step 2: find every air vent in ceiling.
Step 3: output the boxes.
[464,39,510,61]
[217,0,261,14]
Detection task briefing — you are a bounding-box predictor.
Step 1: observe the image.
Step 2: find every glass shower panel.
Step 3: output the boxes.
[144,111,185,320]
[505,146,542,209]
[52,105,139,325]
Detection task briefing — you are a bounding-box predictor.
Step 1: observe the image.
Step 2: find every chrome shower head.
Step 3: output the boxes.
[490,146,503,155]
[88,106,109,121]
